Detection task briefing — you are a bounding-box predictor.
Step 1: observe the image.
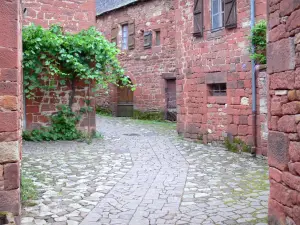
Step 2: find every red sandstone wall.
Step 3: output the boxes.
[267,0,300,223]
[256,66,268,156]
[0,0,23,223]
[175,0,267,152]
[25,80,96,130]
[96,0,176,114]
[23,0,96,130]
[22,0,96,32]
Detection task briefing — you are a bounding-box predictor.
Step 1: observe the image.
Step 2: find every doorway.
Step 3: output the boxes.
[165,79,177,121]
[117,80,134,117]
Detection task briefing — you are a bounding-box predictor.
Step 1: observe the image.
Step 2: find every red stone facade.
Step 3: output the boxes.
[175,0,267,154]
[0,0,23,224]
[96,0,176,115]
[22,0,97,131]
[267,0,300,224]
[256,66,269,157]
[22,0,96,32]
[25,80,96,131]
[95,0,268,155]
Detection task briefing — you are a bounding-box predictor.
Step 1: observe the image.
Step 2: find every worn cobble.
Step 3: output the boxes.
[22,116,269,225]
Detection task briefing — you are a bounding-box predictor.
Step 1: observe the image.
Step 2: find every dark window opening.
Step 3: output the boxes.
[155,30,161,46]
[208,83,227,96]
[166,79,177,121]
[23,8,28,17]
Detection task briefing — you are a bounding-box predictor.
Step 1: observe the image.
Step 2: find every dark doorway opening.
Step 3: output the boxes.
[165,79,177,121]
[117,80,134,117]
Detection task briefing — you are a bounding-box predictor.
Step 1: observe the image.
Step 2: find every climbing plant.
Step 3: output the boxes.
[249,20,267,65]
[22,24,134,141]
[23,24,133,106]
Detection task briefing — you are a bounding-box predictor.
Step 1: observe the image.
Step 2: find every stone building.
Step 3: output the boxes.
[267,0,300,224]
[96,0,177,120]
[96,0,268,155]
[175,0,267,154]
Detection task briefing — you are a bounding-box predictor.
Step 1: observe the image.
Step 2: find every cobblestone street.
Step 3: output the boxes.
[22,116,269,225]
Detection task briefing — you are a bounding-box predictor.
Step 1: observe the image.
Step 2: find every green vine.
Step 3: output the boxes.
[23,24,134,104]
[22,24,135,141]
[249,20,267,65]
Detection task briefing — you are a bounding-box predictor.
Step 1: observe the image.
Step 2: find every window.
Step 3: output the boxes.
[155,30,161,46]
[144,31,152,49]
[208,83,227,96]
[121,24,129,50]
[212,0,225,30]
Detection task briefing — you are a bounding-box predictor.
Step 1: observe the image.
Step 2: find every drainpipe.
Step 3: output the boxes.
[250,0,257,156]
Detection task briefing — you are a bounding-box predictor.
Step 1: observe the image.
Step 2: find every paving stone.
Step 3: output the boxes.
[22,116,269,225]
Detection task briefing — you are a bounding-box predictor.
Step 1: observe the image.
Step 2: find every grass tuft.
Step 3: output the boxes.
[21,174,38,206]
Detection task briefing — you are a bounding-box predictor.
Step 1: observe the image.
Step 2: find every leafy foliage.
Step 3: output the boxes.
[21,174,38,204]
[133,110,164,121]
[23,105,82,141]
[96,106,113,116]
[249,20,267,64]
[22,24,135,141]
[23,24,133,101]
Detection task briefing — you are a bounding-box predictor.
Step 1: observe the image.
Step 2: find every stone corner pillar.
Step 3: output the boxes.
[0,0,23,224]
[267,0,300,224]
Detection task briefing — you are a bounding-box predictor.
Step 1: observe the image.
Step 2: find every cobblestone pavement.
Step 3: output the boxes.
[22,116,269,225]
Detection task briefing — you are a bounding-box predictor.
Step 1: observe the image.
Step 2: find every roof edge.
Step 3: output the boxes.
[96,0,141,17]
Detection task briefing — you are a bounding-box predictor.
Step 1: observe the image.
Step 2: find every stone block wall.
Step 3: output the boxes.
[175,0,267,153]
[25,80,96,131]
[96,0,176,115]
[23,0,96,131]
[0,0,23,224]
[267,0,300,223]
[256,66,268,156]
[22,0,96,32]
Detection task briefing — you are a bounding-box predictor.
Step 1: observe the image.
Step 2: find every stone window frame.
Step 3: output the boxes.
[193,0,237,39]
[206,72,227,104]
[112,19,135,52]
[154,29,161,46]
[151,24,163,47]
[208,83,227,96]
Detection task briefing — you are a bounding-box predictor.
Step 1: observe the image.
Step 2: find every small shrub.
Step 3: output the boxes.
[133,110,164,121]
[50,105,82,140]
[21,174,38,204]
[96,106,112,116]
[23,105,82,141]
[225,137,251,153]
[249,20,267,65]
